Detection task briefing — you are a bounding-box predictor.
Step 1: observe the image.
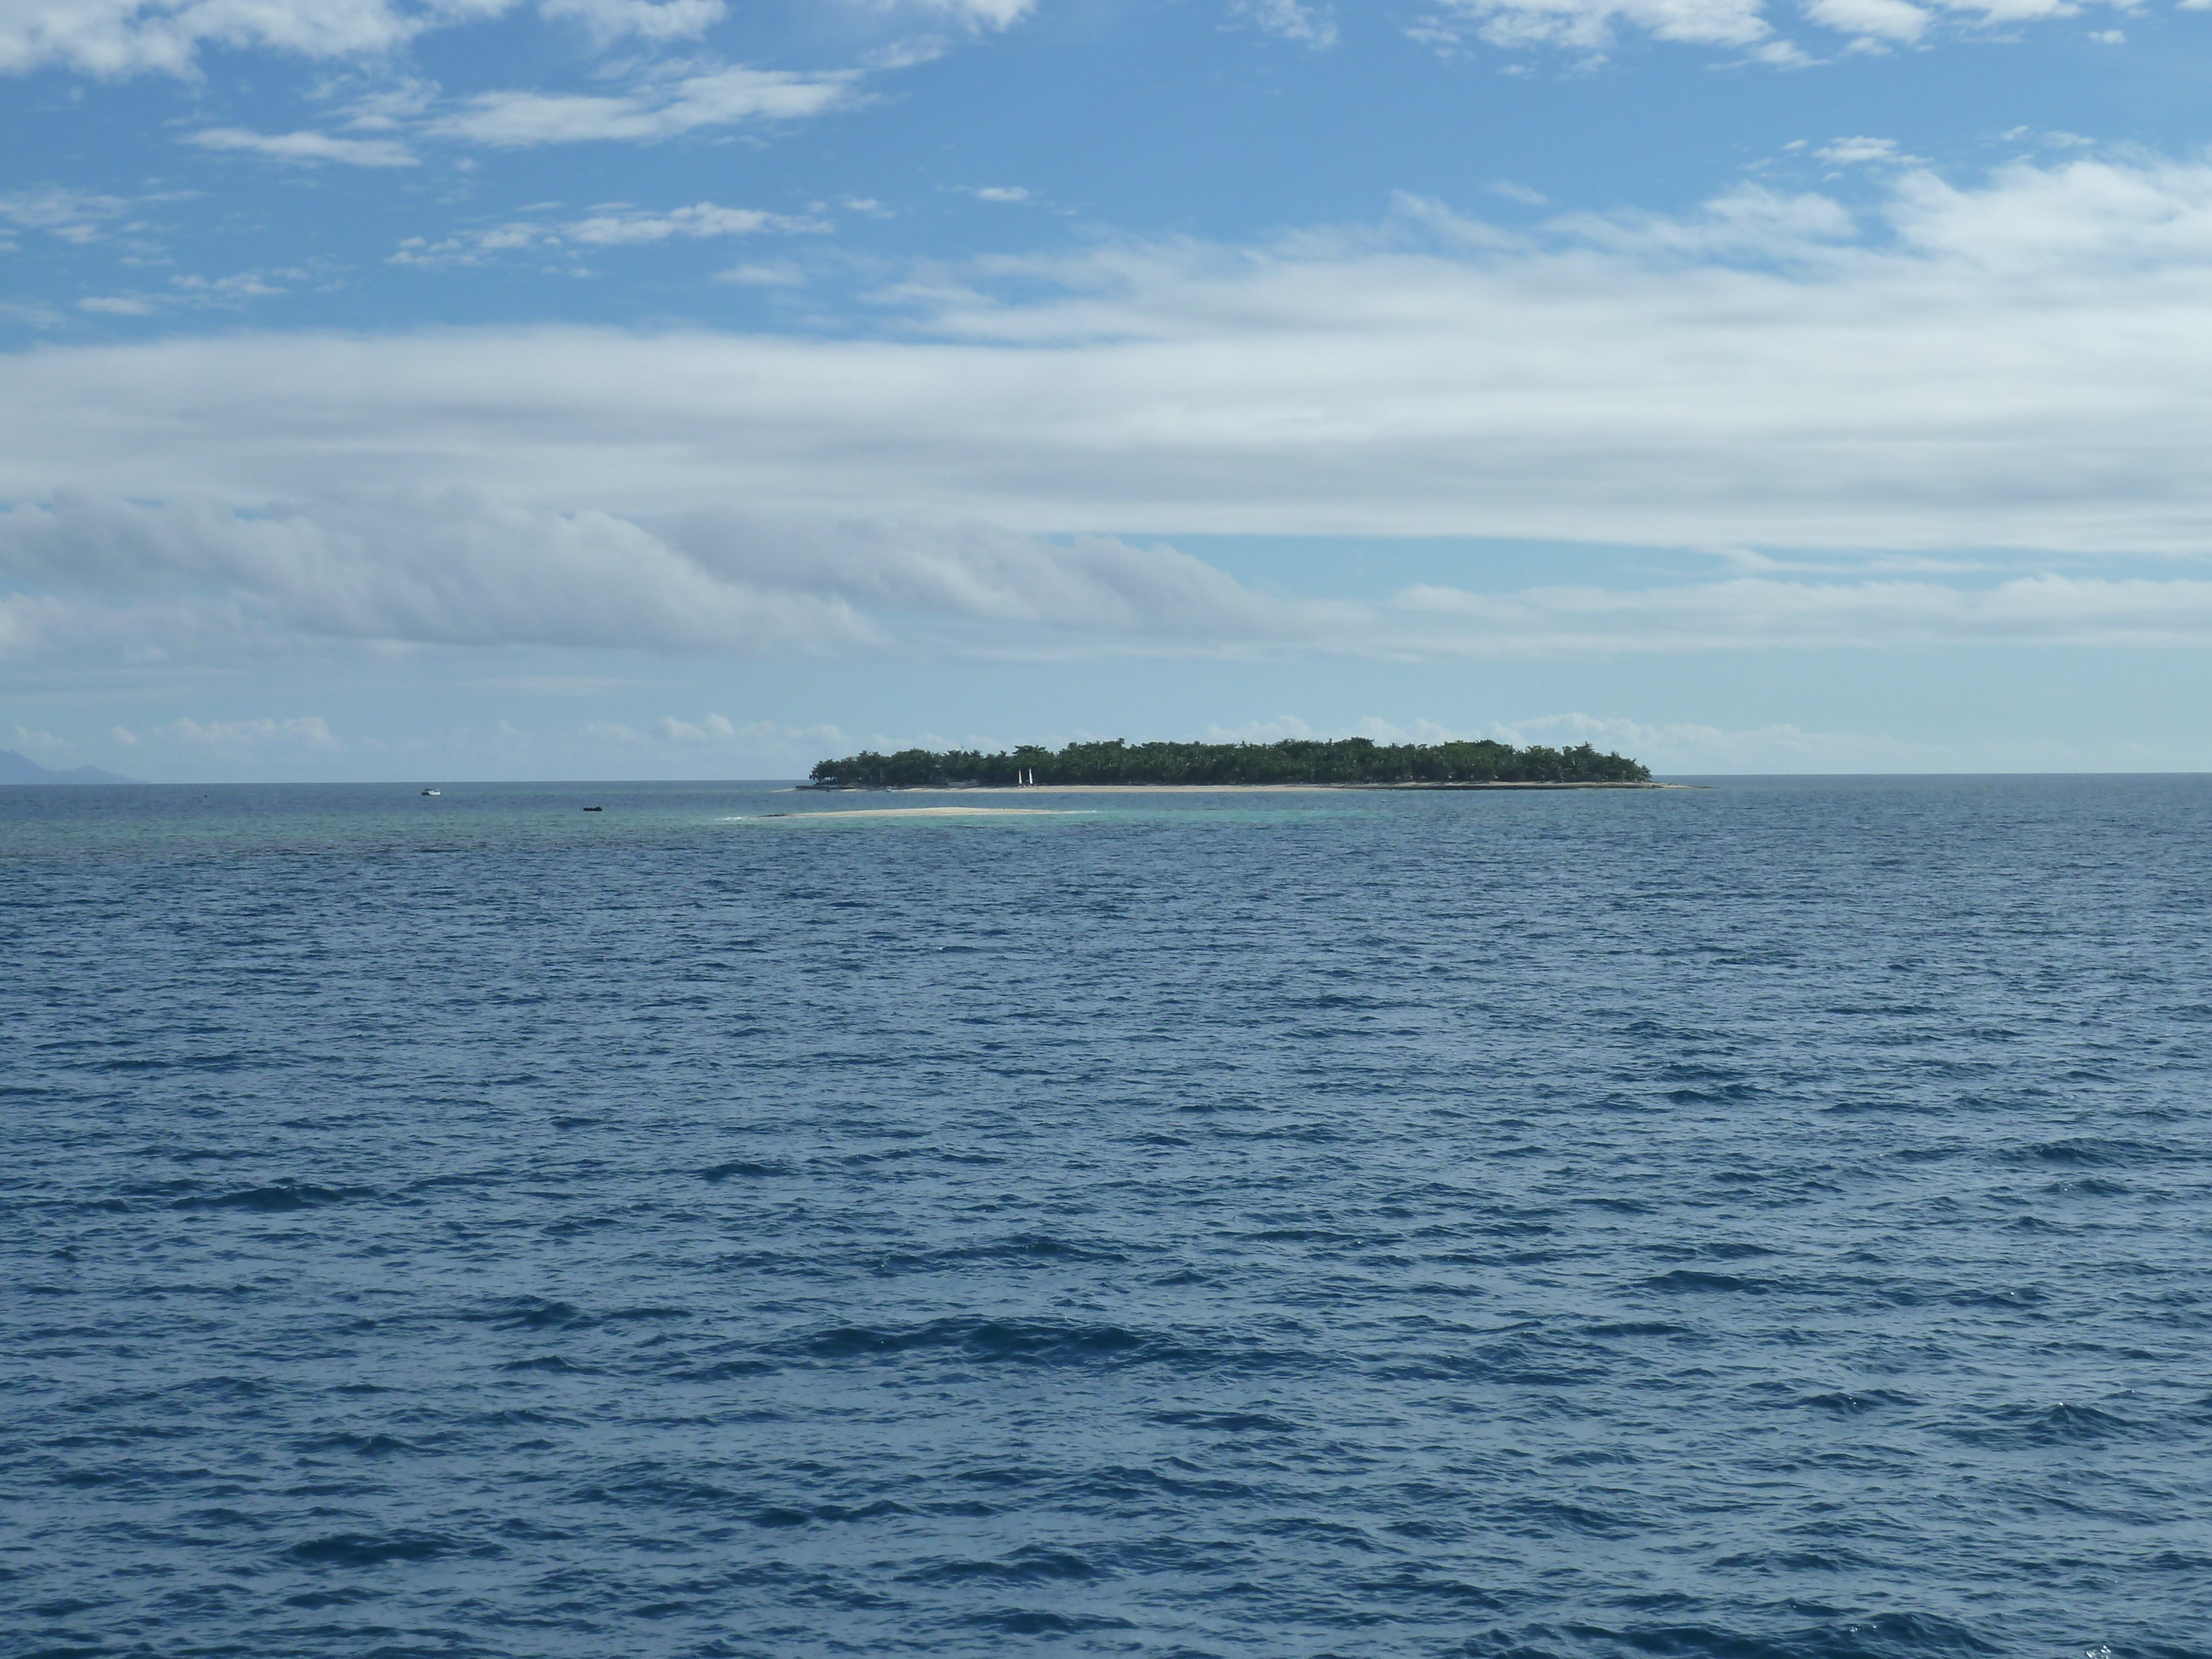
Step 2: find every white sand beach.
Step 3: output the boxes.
[741,806,1089,820]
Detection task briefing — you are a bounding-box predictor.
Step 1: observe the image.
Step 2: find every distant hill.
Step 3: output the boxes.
[0,749,139,785]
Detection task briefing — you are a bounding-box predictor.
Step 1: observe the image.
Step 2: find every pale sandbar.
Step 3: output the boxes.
[740,806,1087,820]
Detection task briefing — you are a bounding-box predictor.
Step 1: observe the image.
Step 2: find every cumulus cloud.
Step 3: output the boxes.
[189,126,418,166]
[1803,0,1929,43]
[18,157,2212,566]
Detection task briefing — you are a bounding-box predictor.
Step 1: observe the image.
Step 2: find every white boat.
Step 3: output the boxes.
[422,789,441,796]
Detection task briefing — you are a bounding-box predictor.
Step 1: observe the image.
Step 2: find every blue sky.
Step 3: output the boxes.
[4,0,2211,779]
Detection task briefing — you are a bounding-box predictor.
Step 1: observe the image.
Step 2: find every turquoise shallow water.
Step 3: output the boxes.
[4,776,2210,1659]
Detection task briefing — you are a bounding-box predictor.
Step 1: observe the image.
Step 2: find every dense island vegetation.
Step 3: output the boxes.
[808,737,1651,788]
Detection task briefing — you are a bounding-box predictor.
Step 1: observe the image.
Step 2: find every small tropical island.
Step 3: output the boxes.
[807,737,1654,789]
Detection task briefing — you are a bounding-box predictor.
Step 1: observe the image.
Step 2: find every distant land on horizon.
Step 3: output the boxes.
[809,737,1652,790]
[0,749,139,786]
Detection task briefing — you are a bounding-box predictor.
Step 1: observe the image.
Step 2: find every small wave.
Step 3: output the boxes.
[1640,1269,1772,1295]
[698,1159,789,1180]
[1794,1389,1916,1417]
[2005,1137,2163,1168]
[2042,1176,2130,1196]
[285,1532,451,1567]
[905,1545,1103,1585]
[1564,1610,2002,1657]
[1352,1570,1507,1609]
[1150,1409,1300,1433]
[170,1181,369,1212]
[787,1316,1157,1366]
[674,1358,777,1381]
[1956,1401,2142,1447]
[498,1354,598,1374]
[962,1609,1135,1635]
[480,1295,592,1329]
[296,1432,421,1457]
[873,1234,1129,1274]
[1944,1284,2045,1309]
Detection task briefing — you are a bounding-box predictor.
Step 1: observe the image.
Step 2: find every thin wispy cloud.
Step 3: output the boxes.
[17,158,2212,557]
[189,127,420,167]
[6,487,2211,674]
[430,64,863,146]
[1415,0,2131,58]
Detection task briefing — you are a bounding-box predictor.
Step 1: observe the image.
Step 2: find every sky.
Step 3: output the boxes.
[4,0,2212,779]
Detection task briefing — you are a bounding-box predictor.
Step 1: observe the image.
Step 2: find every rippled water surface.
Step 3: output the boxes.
[6,777,2211,1659]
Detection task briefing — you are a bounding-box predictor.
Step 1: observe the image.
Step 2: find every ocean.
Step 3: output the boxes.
[4,776,2209,1658]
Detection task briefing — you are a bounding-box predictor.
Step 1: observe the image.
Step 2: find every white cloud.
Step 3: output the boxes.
[0,491,888,660]
[393,200,825,265]
[170,269,293,301]
[642,713,854,752]
[718,260,805,285]
[1803,0,1928,41]
[1420,0,2127,55]
[76,295,156,315]
[6,489,2212,670]
[8,721,68,752]
[969,185,1032,204]
[669,512,1350,640]
[19,158,2212,567]
[0,186,140,241]
[165,714,338,750]
[658,712,735,739]
[1387,573,2212,651]
[189,126,418,166]
[1235,0,1339,48]
[0,0,507,77]
[1426,0,1772,51]
[1488,179,1549,206]
[431,64,860,146]
[0,0,745,77]
[899,0,1035,27]
[538,0,723,43]
[1814,134,1922,166]
[563,201,828,243]
[0,491,1344,664]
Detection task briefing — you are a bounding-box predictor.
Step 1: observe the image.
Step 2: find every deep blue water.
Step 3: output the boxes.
[5,776,2211,1659]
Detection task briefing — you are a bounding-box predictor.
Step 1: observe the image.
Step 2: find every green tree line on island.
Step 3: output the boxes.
[808,737,1651,788]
